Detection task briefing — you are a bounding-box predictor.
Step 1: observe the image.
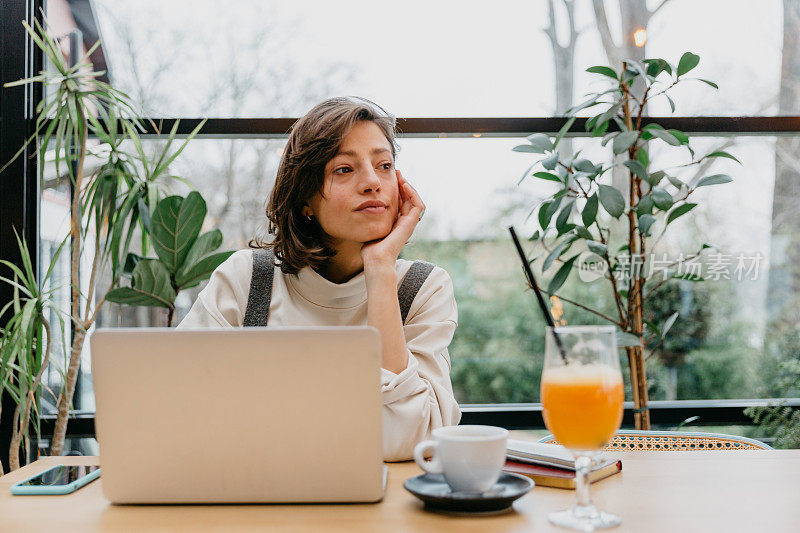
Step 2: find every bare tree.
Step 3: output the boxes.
[766,0,800,337]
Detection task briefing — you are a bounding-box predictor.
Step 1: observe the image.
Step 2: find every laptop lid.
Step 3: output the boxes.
[90,326,384,504]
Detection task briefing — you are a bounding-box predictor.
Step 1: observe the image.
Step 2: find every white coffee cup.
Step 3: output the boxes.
[413,425,509,493]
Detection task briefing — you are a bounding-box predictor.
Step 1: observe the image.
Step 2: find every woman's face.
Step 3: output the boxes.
[305,121,399,248]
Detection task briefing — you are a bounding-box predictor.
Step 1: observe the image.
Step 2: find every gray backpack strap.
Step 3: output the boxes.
[398,261,436,325]
[243,248,275,327]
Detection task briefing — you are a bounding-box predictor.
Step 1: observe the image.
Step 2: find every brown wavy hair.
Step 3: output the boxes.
[250,96,399,275]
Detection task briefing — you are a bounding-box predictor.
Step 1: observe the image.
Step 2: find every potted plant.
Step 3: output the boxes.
[515,52,739,429]
[0,18,222,470]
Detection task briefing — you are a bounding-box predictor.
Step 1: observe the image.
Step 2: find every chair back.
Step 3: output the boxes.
[538,430,772,451]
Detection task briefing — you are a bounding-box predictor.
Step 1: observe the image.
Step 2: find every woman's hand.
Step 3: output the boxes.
[360,169,425,269]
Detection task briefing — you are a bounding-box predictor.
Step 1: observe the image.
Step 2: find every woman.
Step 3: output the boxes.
[178,96,460,461]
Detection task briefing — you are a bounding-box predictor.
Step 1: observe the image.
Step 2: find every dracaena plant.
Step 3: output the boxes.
[0,17,210,467]
[515,52,740,429]
[105,191,234,326]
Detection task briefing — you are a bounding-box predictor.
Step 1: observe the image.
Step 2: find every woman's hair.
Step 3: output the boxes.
[250,96,399,275]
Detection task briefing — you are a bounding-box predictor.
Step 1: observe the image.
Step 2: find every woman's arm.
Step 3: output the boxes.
[361,170,425,373]
[361,172,461,460]
[378,266,461,461]
[364,262,407,374]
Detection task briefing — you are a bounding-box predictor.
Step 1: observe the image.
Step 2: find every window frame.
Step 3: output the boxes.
[2,0,799,465]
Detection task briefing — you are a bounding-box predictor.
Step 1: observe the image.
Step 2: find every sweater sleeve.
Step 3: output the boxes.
[176,249,252,329]
[380,265,461,461]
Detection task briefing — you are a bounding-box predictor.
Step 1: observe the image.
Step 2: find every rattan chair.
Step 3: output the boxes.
[538,430,772,451]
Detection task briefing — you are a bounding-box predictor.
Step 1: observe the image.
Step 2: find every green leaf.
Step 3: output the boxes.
[613,131,639,155]
[105,260,176,308]
[648,128,682,146]
[668,129,689,144]
[596,103,622,127]
[666,203,698,225]
[677,52,700,77]
[636,148,649,168]
[544,197,563,226]
[582,194,599,227]
[592,120,610,137]
[525,133,554,153]
[706,151,741,164]
[644,319,661,338]
[555,202,573,234]
[543,238,574,271]
[617,331,643,347]
[695,174,733,188]
[539,201,554,230]
[601,132,619,148]
[516,162,537,185]
[513,144,546,154]
[665,94,676,113]
[638,214,656,236]
[150,191,207,273]
[598,184,625,218]
[586,66,618,80]
[554,116,576,148]
[698,78,718,89]
[636,195,654,216]
[177,229,224,279]
[624,160,648,181]
[529,230,541,242]
[644,58,670,77]
[175,251,234,289]
[548,255,578,294]
[662,312,679,338]
[587,241,607,256]
[533,171,561,182]
[667,174,685,190]
[575,226,593,240]
[646,170,666,187]
[573,158,596,173]
[651,186,674,210]
[542,152,559,170]
[123,253,143,276]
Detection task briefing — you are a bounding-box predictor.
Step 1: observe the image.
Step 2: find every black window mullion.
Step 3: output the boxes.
[0,0,43,474]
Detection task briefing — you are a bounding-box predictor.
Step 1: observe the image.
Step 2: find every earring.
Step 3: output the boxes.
[306,214,314,221]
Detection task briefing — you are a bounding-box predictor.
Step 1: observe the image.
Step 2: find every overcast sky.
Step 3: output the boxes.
[85,1,787,263]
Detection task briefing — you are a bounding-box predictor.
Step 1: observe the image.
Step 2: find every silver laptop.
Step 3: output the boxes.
[90,327,385,504]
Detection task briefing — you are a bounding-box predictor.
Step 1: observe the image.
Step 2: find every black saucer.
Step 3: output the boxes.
[403,472,534,513]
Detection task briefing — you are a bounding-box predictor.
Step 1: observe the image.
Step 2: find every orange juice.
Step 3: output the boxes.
[541,364,624,450]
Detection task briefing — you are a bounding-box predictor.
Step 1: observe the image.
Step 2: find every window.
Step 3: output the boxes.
[1,1,797,460]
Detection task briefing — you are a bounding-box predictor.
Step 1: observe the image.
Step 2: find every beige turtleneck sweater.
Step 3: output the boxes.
[177,249,461,461]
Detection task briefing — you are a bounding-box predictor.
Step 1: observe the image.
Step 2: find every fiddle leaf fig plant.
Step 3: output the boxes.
[516,52,740,429]
[106,191,233,326]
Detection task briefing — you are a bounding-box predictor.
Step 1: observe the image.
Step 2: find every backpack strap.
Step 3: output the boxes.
[243,248,275,327]
[243,251,435,327]
[398,261,436,325]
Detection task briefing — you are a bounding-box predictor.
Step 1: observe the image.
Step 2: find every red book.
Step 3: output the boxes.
[503,459,622,490]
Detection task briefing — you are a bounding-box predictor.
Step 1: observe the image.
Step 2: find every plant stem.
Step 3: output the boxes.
[545,291,623,328]
[9,317,52,471]
[51,105,88,457]
[622,64,651,430]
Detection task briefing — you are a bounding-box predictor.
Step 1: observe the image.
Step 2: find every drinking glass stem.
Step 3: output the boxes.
[574,455,593,510]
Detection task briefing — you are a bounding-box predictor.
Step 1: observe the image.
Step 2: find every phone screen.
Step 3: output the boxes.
[19,465,100,487]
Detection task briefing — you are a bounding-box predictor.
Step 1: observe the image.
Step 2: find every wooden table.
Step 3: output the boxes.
[1,451,799,532]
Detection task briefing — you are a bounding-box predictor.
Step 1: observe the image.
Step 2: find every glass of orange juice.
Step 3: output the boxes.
[541,325,623,530]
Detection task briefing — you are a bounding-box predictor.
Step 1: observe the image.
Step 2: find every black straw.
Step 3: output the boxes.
[508,226,569,363]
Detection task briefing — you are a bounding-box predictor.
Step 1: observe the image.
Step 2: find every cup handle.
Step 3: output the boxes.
[413,440,443,474]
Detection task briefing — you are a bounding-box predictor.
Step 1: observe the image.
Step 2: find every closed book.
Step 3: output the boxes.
[506,439,578,470]
[503,459,622,490]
